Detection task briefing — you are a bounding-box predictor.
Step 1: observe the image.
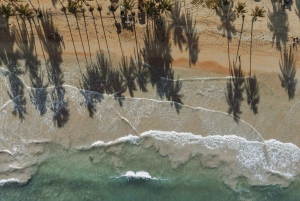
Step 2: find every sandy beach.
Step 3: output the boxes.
[1,0,300,199]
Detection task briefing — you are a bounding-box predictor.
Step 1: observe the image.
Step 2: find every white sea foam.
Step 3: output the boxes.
[89,130,300,186]
[0,178,20,186]
[120,171,157,180]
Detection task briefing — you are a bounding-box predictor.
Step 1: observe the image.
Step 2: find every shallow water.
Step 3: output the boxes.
[1,141,300,201]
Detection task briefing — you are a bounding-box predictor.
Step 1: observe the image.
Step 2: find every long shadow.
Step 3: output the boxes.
[278,45,297,99]
[82,9,92,62]
[169,0,186,52]
[295,0,300,20]
[144,26,173,97]
[90,8,101,52]
[183,12,200,66]
[215,0,236,67]
[268,0,289,51]
[111,9,125,58]
[215,0,236,38]
[14,18,49,116]
[0,14,27,121]
[96,2,113,67]
[225,59,245,122]
[1,23,28,121]
[119,56,138,97]
[79,52,109,117]
[245,74,260,114]
[143,25,184,113]
[39,12,69,127]
[71,7,88,65]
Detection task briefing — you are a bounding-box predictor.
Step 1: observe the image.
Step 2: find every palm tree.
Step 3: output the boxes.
[68,0,88,64]
[234,1,246,63]
[89,6,101,52]
[158,0,173,15]
[95,1,112,66]
[58,0,81,69]
[81,7,92,63]
[123,0,135,13]
[109,2,124,58]
[142,0,156,27]
[0,3,16,28]
[17,3,38,62]
[249,6,265,76]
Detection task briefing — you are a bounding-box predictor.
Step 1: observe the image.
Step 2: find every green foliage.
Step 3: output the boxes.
[159,0,173,14]
[205,0,221,10]
[251,5,266,21]
[0,3,16,18]
[123,0,135,11]
[234,1,247,18]
[68,0,82,14]
[16,3,35,18]
[108,3,119,12]
[142,0,156,16]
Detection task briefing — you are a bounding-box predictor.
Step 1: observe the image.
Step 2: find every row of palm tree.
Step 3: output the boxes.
[212,1,265,76]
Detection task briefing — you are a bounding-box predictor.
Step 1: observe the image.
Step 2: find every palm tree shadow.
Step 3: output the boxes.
[225,59,245,122]
[295,0,300,19]
[183,12,200,66]
[3,24,30,121]
[169,0,186,52]
[215,0,237,39]
[0,14,28,121]
[268,0,289,51]
[120,56,138,97]
[79,52,108,118]
[278,45,297,99]
[107,69,126,106]
[14,18,49,116]
[143,25,173,97]
[143,26,184,113]
[168,77,184,114]
[39,11,69,127]
[245,74,260,114]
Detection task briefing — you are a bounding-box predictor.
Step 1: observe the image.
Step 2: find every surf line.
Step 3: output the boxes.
[0,67,262,141]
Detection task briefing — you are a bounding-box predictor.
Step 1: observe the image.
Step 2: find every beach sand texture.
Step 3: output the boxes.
[1,0,300,200]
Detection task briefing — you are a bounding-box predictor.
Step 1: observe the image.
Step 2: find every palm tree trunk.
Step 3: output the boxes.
[58,0,81,70]
[99,11,112,67]
[74,16,88,64]
[83,13,92,63]
[66,14,81,69]
[112,12,124,59]
[235,16,244,63]
[133,20,139,60]
[249,19,254,76]
[91,12,101,53]
[227,36,230,73]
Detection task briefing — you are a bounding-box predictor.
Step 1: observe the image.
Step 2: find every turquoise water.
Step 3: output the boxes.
[1,142,300,201]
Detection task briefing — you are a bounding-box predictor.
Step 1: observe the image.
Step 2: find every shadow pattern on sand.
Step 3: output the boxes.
[225,59,245,122]
[268,0,289,51]
[245,74,260,114]
[169,0,200,66]
[0,17,27,121]
[39,12,69,127]
[279,45,297,99]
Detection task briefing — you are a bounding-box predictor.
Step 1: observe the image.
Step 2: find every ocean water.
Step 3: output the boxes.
[0,65,300,201]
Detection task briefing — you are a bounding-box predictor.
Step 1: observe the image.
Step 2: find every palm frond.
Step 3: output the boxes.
[234,1,247,18]
[251,5,266,21]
